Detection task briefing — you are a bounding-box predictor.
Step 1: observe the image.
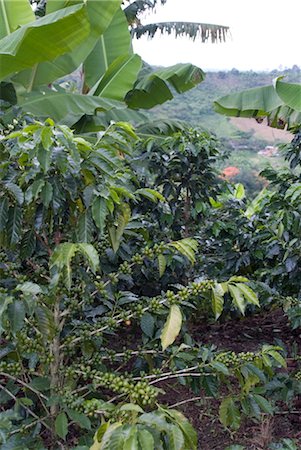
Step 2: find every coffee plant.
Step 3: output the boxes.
[0,117,272,449]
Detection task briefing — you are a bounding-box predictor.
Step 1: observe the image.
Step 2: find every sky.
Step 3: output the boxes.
[132,0,301,72]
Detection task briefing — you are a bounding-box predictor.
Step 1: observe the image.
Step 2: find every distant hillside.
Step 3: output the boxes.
[150,66,300,144]
[149,66,300,196]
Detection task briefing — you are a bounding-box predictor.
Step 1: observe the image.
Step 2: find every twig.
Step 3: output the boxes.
[0,383,52,432]
[170,396,203,408]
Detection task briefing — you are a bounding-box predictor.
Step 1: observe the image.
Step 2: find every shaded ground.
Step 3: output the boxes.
[159,309,301,449]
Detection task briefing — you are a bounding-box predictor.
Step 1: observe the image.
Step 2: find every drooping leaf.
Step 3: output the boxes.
[19,90,117,126]
[126,63,205,109]
[168,425,185,450]
[161,304,182,350]
[93,53,142,101]
[16,282,42,295]
[211,283,225,319]
[157,254,166,278]
[77,211,93,243]
[92,197,108,234]
[168,238,198,264]
[0,197,8,231]
[0,4,91,81]
[140,313,155,338]
[219,397,241,430]
[7,206,22,246]
[131,21,229,43]
[7,300,25,334]
[84,8,132,90]
[55,412,68,440]
[275,77,301,111]
[0,0,35,40]
[14,0,121,90]
[0,294,13,337]
[228,284,246,315]
[137,429,155,450]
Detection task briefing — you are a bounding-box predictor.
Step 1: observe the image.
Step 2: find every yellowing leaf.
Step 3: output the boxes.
[161,305,182,351]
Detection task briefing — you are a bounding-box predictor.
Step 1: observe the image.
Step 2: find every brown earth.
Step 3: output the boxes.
[230,117,292,143]
[158,309,301,449]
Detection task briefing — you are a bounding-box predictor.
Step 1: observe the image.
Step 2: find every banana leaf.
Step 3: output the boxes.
[93,54,142,100]
[214,79,301,129]
[125,63,205,109]
[0,0,35,39]
[0,4,91,81]
[12,0,121,90]
[84,8,131,90]
[19,89,118,126]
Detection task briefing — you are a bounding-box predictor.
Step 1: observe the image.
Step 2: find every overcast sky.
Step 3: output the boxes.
[132,0,301,71]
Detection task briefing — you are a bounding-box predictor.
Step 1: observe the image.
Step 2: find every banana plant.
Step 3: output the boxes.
[0,0,207,128]
[214,77,301,130]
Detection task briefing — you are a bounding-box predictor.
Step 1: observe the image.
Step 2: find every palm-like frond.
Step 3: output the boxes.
[123,0,167,25]
[131,21,229,42]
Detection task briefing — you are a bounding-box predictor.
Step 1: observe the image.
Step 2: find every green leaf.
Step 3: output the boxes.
[7,205,22,246]
[76,243,99,273]
[161,304,182,351]
[19,90,117,126]
[236,283,260,308]
[94,53,142,101]
[168,238,198,264]
[135,188,165,203]
[14,0,121,90]
[0,4,90,81]
[119,404,144,413]
[16,281,42,295]
[41,181,53,208]
[233,183,245,200]
[137,429,155,450]
[169,425,184,450]
[211,283,224,320]
[126,63,205,109]
[211,361,229,375]
[228,284,246,315]
[92,197,108,234]
[20,229,36,259]
[77,212,93,243]
[84,8,131,90]
[219,397,241,430]
[252,394,273,414]
[0,294,13,337]
[158,254,166,278]
[140,313,155,338]
[0,0,35,39]
[55,412,68,440]
[0,197,8,231]
[41,125,53,150]
[66,409,91,430]
[7,300,25,334]
[5,182,24,205]
[275,77,301,111]
[123,426,139,450]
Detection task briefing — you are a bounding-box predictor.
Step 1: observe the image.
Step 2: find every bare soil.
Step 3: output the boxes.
[158,309,301,449]
[230,117,292,143]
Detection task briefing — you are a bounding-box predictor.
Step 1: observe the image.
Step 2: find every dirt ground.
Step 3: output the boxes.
[158,309,301,449]
[230,117,292,143]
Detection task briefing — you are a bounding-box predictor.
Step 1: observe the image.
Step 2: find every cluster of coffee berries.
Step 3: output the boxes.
[17,332,44,355]
[215,351,258,368]
[131,253,144,265]
[294,370,301,381]
[0,361,23,375]
[119,262,132,276]
[149,297,162,313]
[166,290,179,305]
